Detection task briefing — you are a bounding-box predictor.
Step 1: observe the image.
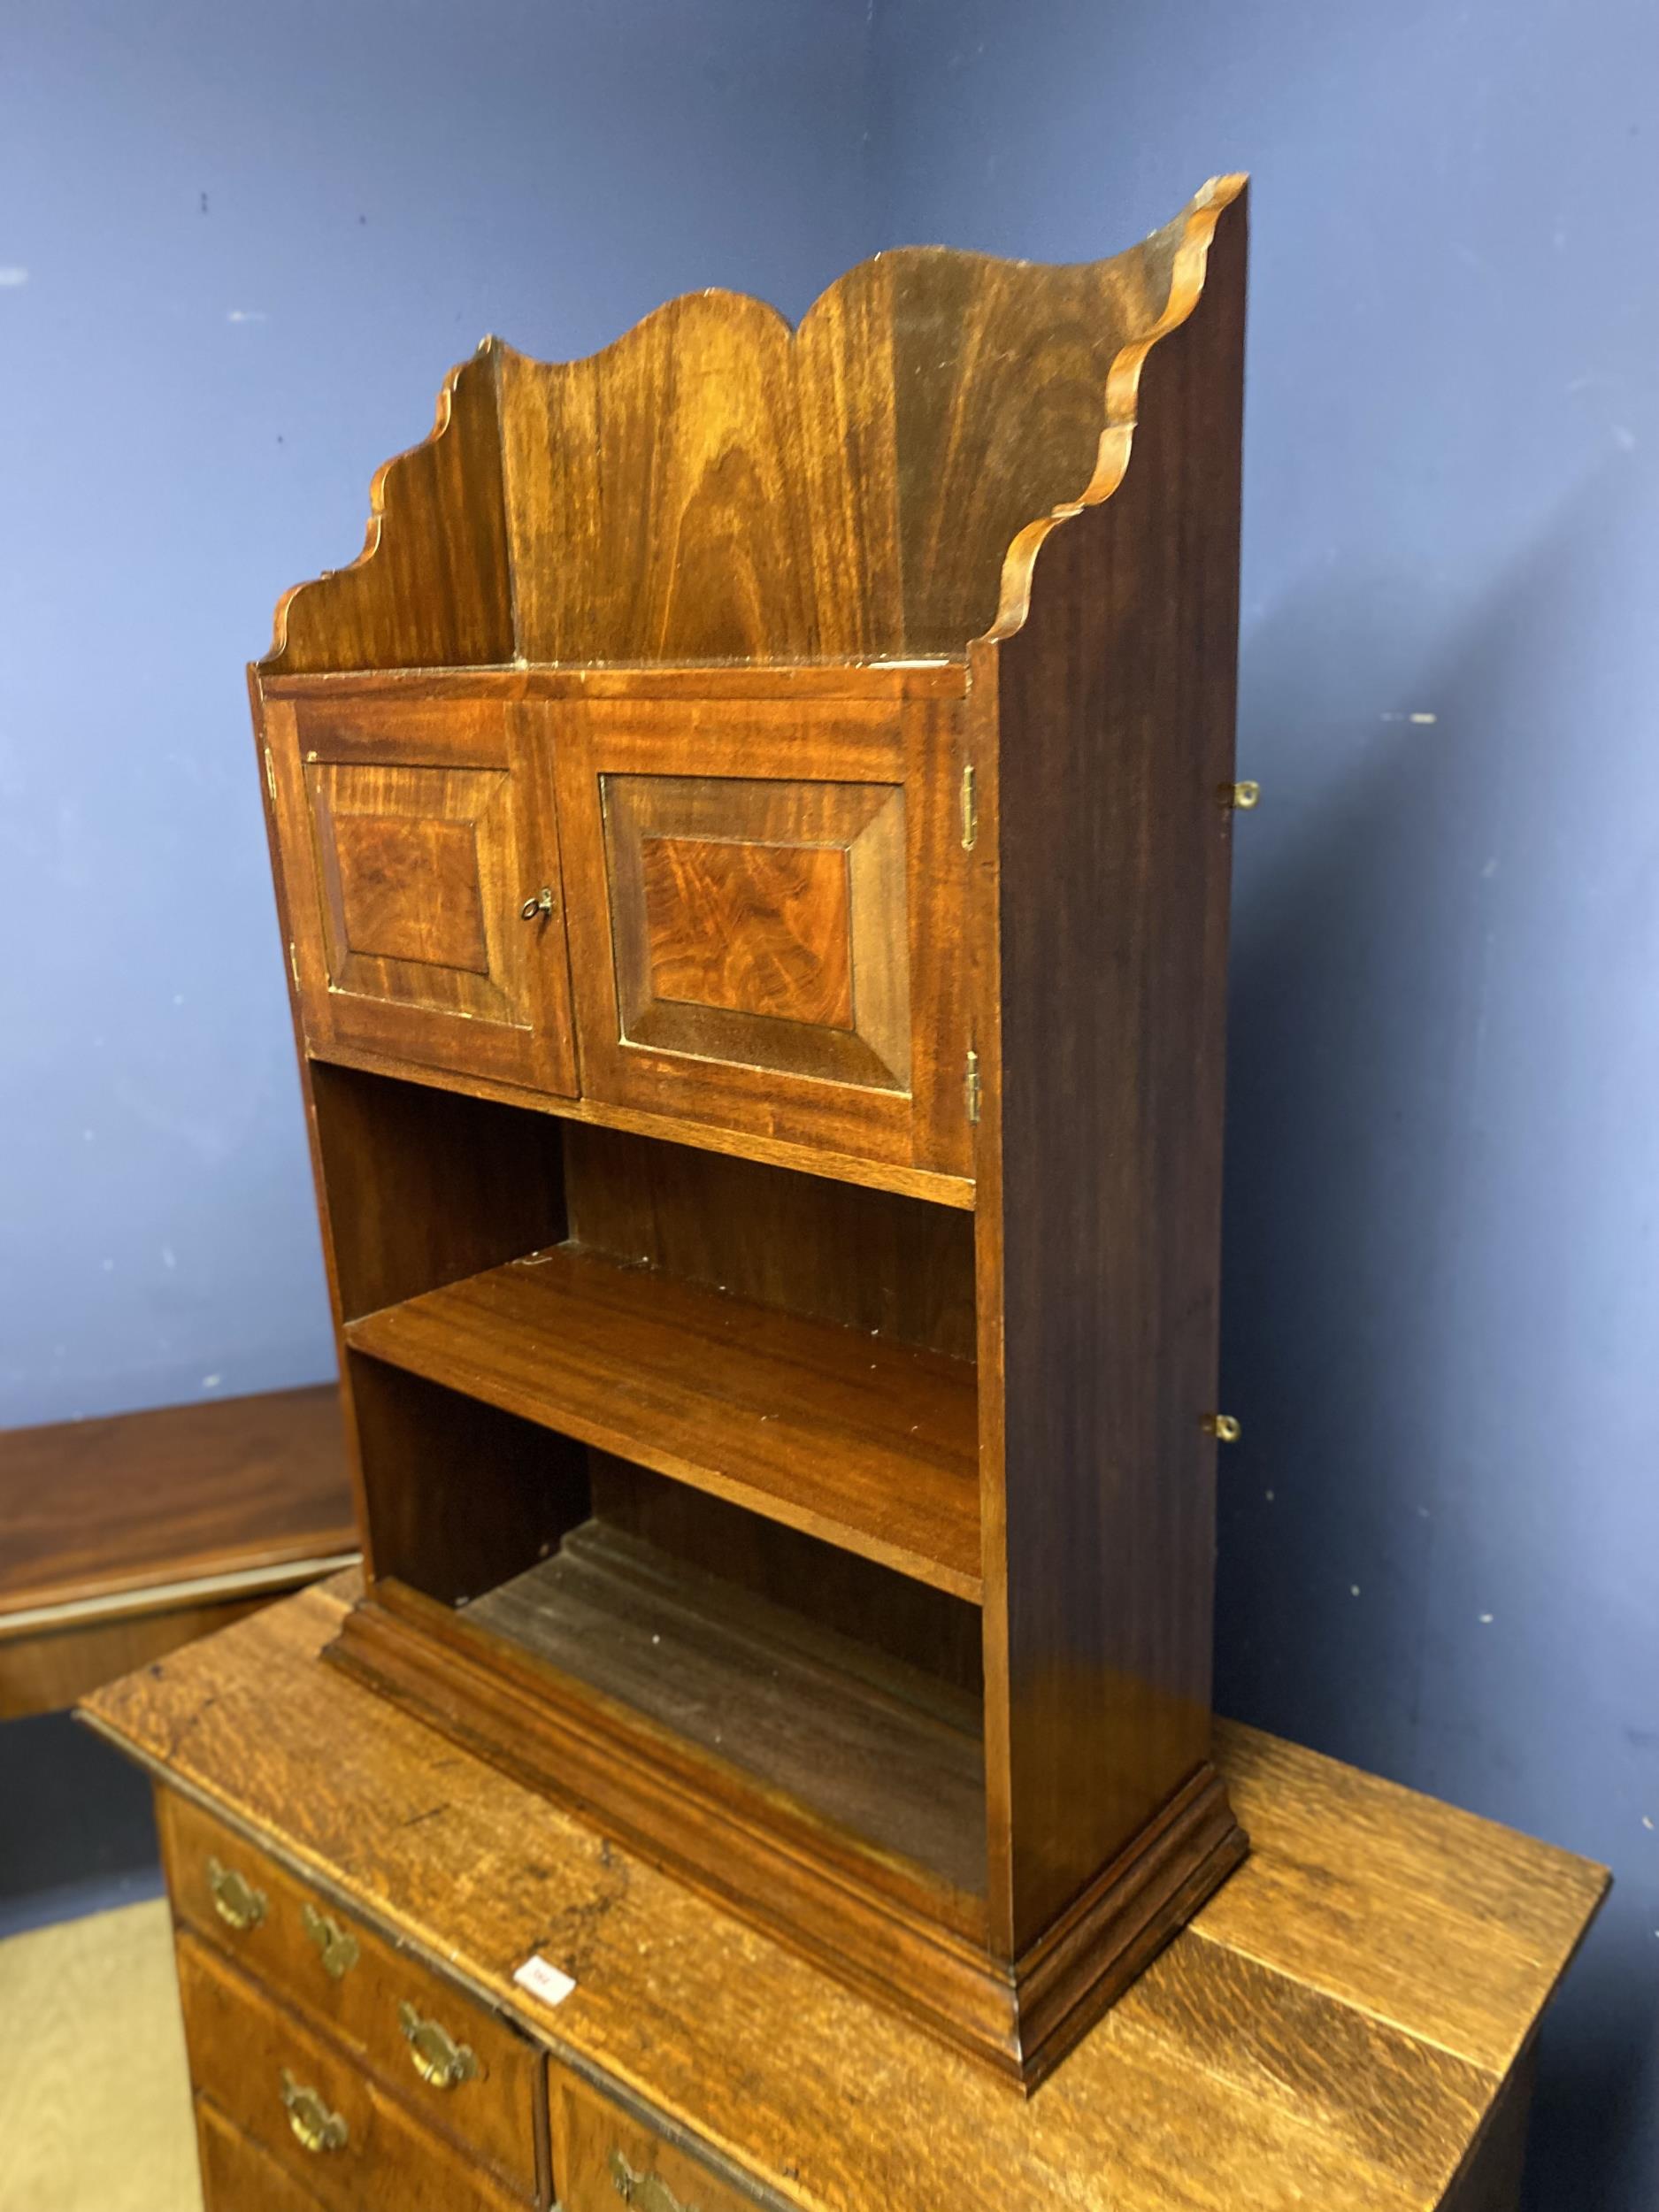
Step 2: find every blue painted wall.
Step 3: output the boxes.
[871,1,1659,2202]
[0,0,873,1425]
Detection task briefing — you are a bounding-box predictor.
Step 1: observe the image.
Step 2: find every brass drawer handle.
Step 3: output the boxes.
[280,2070,348,2154]
[206,1855,266,1932]
[302,1901,360,1980]
[610,2147,700,2212]
[397,2001,478,2089]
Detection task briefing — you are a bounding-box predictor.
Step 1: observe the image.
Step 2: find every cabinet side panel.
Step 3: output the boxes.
[987,199,1246,1949]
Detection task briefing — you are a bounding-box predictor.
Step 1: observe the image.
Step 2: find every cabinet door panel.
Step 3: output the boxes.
[265,693,575,1094]
[555,695,971,1173]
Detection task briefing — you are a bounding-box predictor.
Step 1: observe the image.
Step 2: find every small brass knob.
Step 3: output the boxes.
[1218,780,1259,810]
[206,1856,266,1932]
[398,2001,478,2089]
[1202,1413,1242,1443]
[520,886,556,920]
[280,2070,348,2154]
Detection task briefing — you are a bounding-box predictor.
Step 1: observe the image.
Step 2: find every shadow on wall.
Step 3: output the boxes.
[1214,457,1659,2205]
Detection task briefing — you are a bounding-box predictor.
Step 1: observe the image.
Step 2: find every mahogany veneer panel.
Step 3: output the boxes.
[462,1521,985,1895]
[551,689,971,1176]
[345,1245,981,1601]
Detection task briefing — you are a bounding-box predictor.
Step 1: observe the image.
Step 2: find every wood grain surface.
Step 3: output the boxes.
[1,1593,287,1722]
[265,346,513,676]
[304,1036,977,1213]
[345,1241,981,1599]
[0,1384,354,1716]
[161,1791,546,2200]
[175,1935,523,2212]
[265,693,579,1096]
[0,1386,350,1612]
[196,2103,326,2212]
[550,688,970,1174]
[560,1123,976,1360]
[463,1521,986,1894]
[973,176,1248,1955]
[82,1581,1609,2212]
[257,188,1225,673]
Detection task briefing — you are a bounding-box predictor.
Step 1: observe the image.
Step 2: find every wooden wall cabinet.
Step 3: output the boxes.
[250,174,1251,2088]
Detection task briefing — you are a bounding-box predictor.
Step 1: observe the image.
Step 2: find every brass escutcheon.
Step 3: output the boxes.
[206,1856,266,1932]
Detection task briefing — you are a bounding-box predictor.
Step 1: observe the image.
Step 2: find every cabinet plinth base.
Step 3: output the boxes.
[328,1585,1246,2090]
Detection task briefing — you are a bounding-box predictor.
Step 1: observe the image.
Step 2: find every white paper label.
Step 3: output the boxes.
[513,1953,577,2006]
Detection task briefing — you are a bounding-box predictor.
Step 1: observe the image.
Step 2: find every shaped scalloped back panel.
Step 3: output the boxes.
[266,186,1236,672]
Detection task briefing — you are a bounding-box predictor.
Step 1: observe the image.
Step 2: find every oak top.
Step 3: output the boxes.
[82,1575,1605,2211]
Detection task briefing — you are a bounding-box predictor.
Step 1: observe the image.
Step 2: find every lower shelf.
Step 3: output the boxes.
[331,1523,1248,2088]
[463,1521,986,1898]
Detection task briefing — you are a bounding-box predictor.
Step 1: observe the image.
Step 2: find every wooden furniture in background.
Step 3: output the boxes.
[81,1577,1609,2212]
[0,1386,356,1718]
[250,175,1250,2085]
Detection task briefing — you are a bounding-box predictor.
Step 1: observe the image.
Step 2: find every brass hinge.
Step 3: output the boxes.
[288,941,301,990]
[264,747,278,805]
[964,1047,981,1125]
[960,763,978,851]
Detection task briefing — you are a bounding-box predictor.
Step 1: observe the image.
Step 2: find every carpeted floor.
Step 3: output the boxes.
[0,1898,201,2212]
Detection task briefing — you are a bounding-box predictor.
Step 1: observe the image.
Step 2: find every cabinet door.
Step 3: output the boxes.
[553,693,972,1173]
[264,692,576,1094]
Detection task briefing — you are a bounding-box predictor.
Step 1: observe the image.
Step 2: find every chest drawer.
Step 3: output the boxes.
[179,1934,526,2212]
[551,2073,772,2212]
[160,1790,543,2200]
[197,2098,326,2212]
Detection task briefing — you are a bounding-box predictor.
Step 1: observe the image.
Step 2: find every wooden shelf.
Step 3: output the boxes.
[345,1244,983,1601]
[461,1520,986,1899]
